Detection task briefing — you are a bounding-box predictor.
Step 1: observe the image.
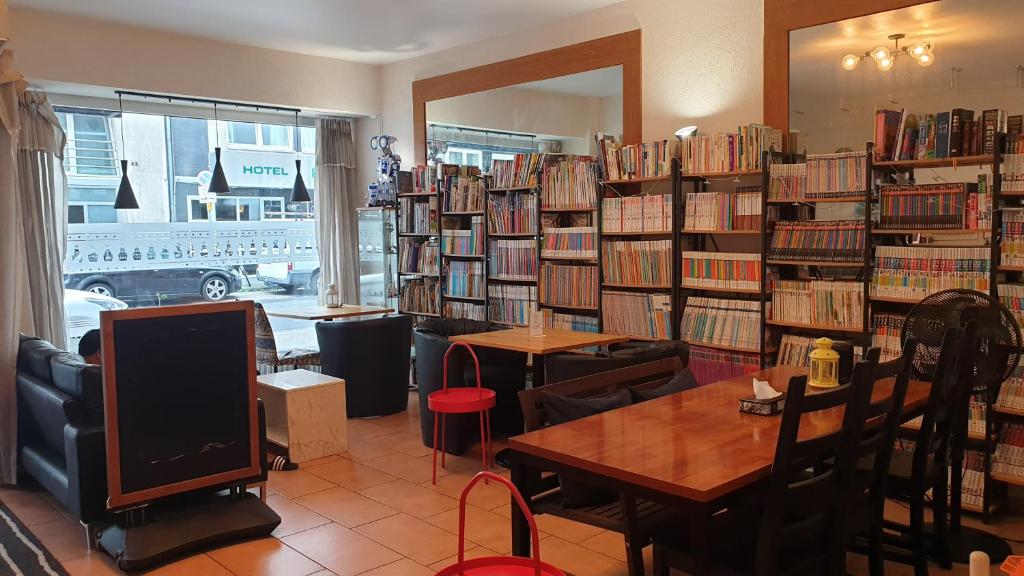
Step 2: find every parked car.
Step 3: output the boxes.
[63,266,243,303]
[257,261,319,293]
[64,289,128,349]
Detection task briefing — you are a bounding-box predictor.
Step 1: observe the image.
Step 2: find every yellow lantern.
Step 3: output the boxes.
[808,337,840,388]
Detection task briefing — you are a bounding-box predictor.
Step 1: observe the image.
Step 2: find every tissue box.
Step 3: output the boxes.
[739,393,786,416]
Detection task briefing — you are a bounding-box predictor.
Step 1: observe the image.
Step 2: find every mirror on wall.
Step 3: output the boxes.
[425,66,622,170]
[789,0,1023,169]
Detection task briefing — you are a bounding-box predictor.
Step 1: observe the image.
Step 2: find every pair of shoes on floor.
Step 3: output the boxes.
[269,455,298,471]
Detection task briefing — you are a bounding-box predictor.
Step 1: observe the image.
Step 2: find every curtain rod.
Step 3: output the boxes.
[114,90,301,114]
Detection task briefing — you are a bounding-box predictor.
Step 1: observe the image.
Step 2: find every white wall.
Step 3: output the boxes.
[8,7,380,117]
[426,86,598,140]
[379,0,765,164]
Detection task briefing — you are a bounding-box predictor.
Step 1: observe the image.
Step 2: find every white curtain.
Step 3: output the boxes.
[315,118,360,305]
[17,91,68,350]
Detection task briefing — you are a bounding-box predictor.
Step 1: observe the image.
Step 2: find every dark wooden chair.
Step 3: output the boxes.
[517,357,684,576]
[846,341,917,576]
[652,358,878,576]
[882,327,972,576]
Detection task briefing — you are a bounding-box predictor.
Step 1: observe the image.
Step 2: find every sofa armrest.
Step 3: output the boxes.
[64,424,107,524]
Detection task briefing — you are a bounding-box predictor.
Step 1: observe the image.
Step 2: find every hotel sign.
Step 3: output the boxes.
[219,148,315,189]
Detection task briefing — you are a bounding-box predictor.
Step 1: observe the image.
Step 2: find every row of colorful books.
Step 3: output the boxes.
[487,284,535,326]
[399,278,439,316]
[491,154,541,189]
[768,220,865,263]
[541,227,598,259]
[441,171,485,213]
[547,312,599,333]
[992,422,1024,478]
[777,334,864,367]
[444,301,485,321]
[874,108,1018,161]
[440,216,484,256]
[680,297,762,352]
[682,191,762,231]
[595,135,676,181]
[398,197,437,235]
[1000,284,1024,336]
[488,239,537,281]
[688,346,761,386]
[770,280,863,328]
[768,152,867,199]
[444,260,484,299]
[398,239,439,275]
[539,264,598,310]
[602,240,672,287]
[1006,154,1024,194]
[487,191,537,235]
[679,124,783,175]
[1001,208,1024,267]
[877,183,977,230]
[872,312,904,362]
[602,194,673,233]
[601,291,671,339]
[541,157,600,210]
[872,246,991,299]
[680,251,760,292]
[411,165,438,195]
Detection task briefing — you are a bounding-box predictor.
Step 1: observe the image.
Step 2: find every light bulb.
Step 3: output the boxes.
[841,54,861,71]
[916,51,934,67]
[871,46,891,62]
[877,57,894,71]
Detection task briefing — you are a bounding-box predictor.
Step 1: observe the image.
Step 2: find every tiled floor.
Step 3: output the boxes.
[4,392,1024,575]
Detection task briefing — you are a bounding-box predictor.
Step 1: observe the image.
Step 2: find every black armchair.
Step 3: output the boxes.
[316,314,413,418]
[544,340,690,385]
[413,318,527,455]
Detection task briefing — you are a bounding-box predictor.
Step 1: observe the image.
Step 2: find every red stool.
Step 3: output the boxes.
[429,342,496,484]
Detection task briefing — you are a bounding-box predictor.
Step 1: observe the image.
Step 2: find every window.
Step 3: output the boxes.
[299,127,316,153]
[186,195,285,222]
[227,121,293,150]
[261,125,290,148]
[59,113,117,176]
[68,186,116,223]
[445,148,484,171]
[228,122,258,145]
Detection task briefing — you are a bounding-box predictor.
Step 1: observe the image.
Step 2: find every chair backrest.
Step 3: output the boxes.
[252,302,278,363]
[755,359,876,576]
[517,357,683,432]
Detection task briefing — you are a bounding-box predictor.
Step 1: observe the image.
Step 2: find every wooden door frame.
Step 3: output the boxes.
[412,30,642,164]
[764,0,933,132]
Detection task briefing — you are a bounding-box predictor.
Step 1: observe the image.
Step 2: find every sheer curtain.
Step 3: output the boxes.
[315,118,360,305]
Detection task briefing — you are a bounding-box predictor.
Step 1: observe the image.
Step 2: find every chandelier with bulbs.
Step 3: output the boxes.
[841,33,934,71]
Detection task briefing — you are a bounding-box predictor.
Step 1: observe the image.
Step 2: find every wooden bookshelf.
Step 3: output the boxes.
[683,339,777,355]
[681,229,761,235]
[487,185,535,192]
[871,228,988,236]
[489,232,536,238]
[541,207,598,213]
[873,154,994,171]
[766,259,865,268]
[870,294,924,305]
[681,284,761,295]
[765,319,866,334]
[601,230,673,236]
[681,169,762,179]
[442,211,484,216]
[601,174,672,185]
[766,196,867,204]
[603,282,672,290]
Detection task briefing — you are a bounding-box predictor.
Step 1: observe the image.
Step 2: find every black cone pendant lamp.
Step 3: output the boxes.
[291,111,311,203]
[208,102,230,194]
[113,94,139,209]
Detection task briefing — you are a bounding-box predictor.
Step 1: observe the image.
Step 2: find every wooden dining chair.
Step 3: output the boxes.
[881,326,971,576]
[845,341,917,576]
[652,362,877,576]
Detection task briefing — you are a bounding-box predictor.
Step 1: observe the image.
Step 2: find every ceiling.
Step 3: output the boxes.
[518,66,622,98]
[790,0,1024,101]
[9,0,625,64]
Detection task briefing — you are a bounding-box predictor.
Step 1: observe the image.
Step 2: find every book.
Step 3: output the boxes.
[541,156,600,210]
[1008,116,1024,154]
[1005,154,1024,194]
[600,139,676,180]
[771,280,863,328]
[680,124,782,174]
[491,154,541,189]
[680,297,762,352]
[542,227,598,259]
[441,216,484,256]
[444,301,485,321]
[768,220,865,263]
[680,251,761,291]
[872,313,904,361]
[874,109,903,161]
[487,191,537,235]
[982,109,1008,156]
[687,346,761,386]
[487,284,536,327]
[935,111,951,159]
[872,246,990,299]
[603,240,672,287]
[539,264,598,309]
[877,183,973,230]
[684,190,762,230]
[441,165,484,213]
[400,277,439,316]
[399,239,439,275]
[488,239,537,281]
[769,151,867,199]
[603,194,673,233]
[601,291,672,339]
[444,260,484,299]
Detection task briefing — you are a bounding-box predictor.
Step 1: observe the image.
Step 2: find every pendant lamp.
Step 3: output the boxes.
[209,102,230,194]
[290,111,311,203]
[113,94,139,209]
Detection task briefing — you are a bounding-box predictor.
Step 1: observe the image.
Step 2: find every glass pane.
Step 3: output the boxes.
[71,114,116,176]
[69,187,116,203]
[299,126,316,153]
[68,205,85,224]
[449,151,463,164]
[190,200,209,221]
[238,198,260,221]
[228,122,257,145]
[263,199,283,219]
[215,198,238,221]
[86,205,117,223]
[261,124,290,147]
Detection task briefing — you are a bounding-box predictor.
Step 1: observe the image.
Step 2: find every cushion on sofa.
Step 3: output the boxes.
[629,368,699,402]
[17,336,62,382]
[50,353,105,423]
[415,318,496,338]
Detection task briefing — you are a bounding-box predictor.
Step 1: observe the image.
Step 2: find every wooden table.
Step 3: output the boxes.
[449,327,629,386]
[264,304,392,321]
[505,365,931,572]
[258,369,347,463]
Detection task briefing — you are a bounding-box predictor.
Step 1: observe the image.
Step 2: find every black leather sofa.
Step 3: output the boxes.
[316,314,413,418]
[413,318,527,455]
[16,334,271,527]
[544,340,691,385]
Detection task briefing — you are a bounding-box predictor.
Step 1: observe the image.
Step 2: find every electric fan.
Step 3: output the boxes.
[901,288,1021,563]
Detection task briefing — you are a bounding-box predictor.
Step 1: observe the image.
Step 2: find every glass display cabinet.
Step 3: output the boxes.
[356,207,398,309]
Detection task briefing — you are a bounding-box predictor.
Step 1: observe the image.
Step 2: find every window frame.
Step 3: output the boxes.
[185,194,286,222]
[59,112,119,177]
[223,121,295,153]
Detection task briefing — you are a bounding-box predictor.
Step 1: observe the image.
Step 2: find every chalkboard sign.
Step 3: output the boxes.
[100,301,259,510]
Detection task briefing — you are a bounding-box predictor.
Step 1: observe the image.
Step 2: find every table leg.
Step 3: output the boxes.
[531,353,546,388]
[509,456,532,557]
[688,504,712,575]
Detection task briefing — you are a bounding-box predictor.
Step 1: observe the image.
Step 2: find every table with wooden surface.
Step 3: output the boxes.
[448,327,629,387]
[505,365,932,573]
[264,304,392,321]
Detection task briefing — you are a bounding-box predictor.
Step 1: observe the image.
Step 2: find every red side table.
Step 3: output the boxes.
[428,342,496,484]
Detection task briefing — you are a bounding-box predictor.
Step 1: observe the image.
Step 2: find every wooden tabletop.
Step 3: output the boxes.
[449,327,629,355]
[257,368,344,392]
[508,365,931,503]
[264,304,392,321]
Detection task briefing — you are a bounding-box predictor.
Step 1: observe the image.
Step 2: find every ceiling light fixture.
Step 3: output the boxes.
[841,34,935,72]
[208,102,231,194]
[290,111,311,203]
[113,93,139,210]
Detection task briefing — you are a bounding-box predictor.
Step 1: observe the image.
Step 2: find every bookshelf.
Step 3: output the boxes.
[397,166,442,318]
[439,164,487,320]
[485,160,540,328]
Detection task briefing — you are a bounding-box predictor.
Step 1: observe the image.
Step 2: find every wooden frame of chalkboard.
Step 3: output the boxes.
[100,301,260,510]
